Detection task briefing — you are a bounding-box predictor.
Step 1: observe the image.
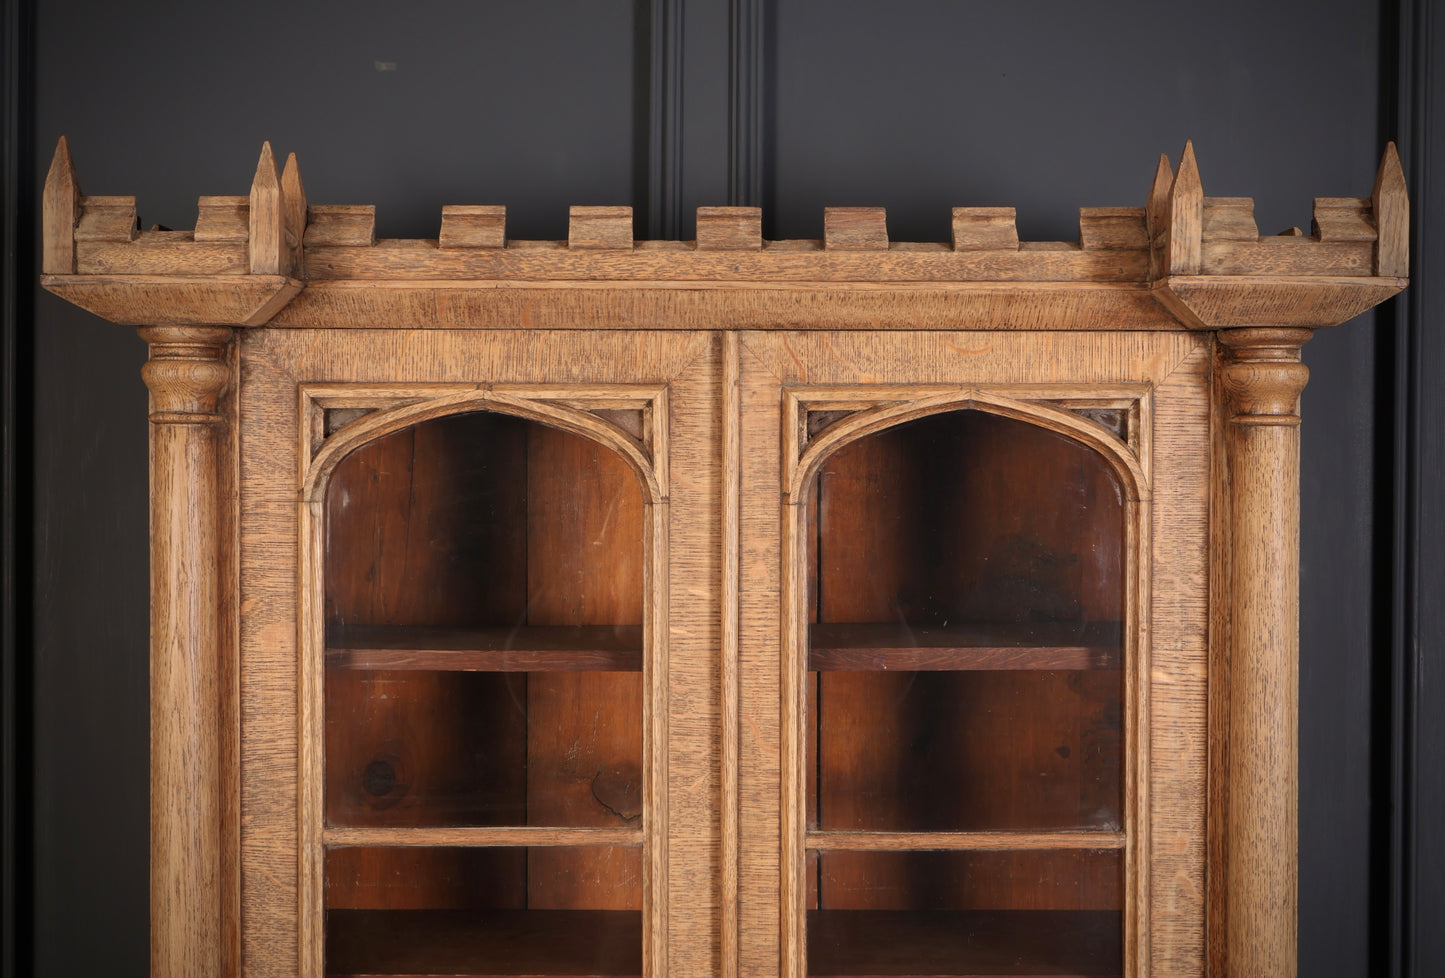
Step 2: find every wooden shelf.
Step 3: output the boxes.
[326,908,641,977]
[807,909,1120,977]
[326,625,643,672]
[808,622,1122,671]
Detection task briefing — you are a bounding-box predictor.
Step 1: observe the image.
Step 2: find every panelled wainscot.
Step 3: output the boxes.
[40,137,1409,978]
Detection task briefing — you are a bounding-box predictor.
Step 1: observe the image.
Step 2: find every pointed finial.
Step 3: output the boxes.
[1146,153,1172,237]
[1145,153,1173,278]
[1166,140,1203,275]
[42,136,82,274]
[281,151,307,268]
[1373,141,1408,277]
[249,142,285,275]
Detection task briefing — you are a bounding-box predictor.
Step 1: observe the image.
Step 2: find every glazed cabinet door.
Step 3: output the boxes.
[236,330,724,978]
[733,331,1213,978]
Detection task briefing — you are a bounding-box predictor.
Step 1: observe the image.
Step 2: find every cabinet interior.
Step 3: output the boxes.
[802,409,1126,978]
[322,410,646,976]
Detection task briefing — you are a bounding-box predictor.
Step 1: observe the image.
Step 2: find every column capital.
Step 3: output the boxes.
[138,326,233,424]
[1218,327,1312,425]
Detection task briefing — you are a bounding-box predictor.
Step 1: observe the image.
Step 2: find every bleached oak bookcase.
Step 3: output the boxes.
[40,136,1408,978]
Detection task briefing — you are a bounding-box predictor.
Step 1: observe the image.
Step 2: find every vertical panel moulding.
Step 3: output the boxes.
[296,382,339,978]
[1125,440,1153,978]
[1216,327,1311,978]
[721,333,742,978]
[648,402,672,978]
[139,325,234,978]
[219,339,242,978]
[1132,389,1156,978]
[297,485,326,978]
[779,388,806,978]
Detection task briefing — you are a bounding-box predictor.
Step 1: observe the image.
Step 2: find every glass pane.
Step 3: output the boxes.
[324,411,645,829]
[804,409,1127,977]
[806,410,1125,832]
[325,846,642,976]
[806,849,1122,977]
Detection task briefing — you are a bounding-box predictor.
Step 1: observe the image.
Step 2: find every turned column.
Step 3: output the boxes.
[139,326,232,978]
[1217,327,1312,977]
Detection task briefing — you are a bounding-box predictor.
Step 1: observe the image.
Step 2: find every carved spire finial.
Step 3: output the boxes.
[1373,141,1408,277]
[42,136,82,274]
[281,151,307,271]
[249,142,285,275]
[1166,140,1203,275]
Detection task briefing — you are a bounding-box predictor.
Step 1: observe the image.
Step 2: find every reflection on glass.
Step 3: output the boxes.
[804,409,1126,976]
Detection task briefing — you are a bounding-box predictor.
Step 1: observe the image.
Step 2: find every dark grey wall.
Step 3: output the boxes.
[9,0,1439,974]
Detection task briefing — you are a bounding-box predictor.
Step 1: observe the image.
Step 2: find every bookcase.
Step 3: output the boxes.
[40,136,1408,977]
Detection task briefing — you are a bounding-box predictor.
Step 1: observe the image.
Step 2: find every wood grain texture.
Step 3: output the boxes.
[75,194,138,242]
[824,207,888,251]
[736,339,785,978]
[1157,274,1406,329]
[1214,327,1311,978]
[325,624,643,671]
[808,621,1121,671]
[53,139,1409,978]
[194,196,250,243]
[1145,154,1173,279]
[76,235,249,276]
[298,243,1146,284]
[281,153,307,275]
[140,325,234,978]
[41,274,300,326]
[654,337,724,977]
[570,206,635,250]
[721,333,741,978]
[439,205,507,249]
[1201,197,1258,242]
[248,143,285,276]
[303,204,376,248]
[1165,141,1203,275]
[239,330,705,977]
[525,420,646,909]
[40,142,1409,347]
[739,330,1206,978]
[1199,238,1374,277]
[324,847,527,911]
[1311,197,1375,242]
[698,206,763,251]
[952,207,1018,252]
[323,826,644,847]
[1373,141,1409,277]
[1079,207,1147,251]
[269,281,1178,332]
[41,135,81,274]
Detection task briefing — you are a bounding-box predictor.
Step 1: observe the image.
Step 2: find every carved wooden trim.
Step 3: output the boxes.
[1214,326,1312,978]
[140,326,231,423]
[41,139,1408,332]
[775,385,1154,978]
[1220,327,1313,424]
[292,382,672,978]
[138,325,233,978]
